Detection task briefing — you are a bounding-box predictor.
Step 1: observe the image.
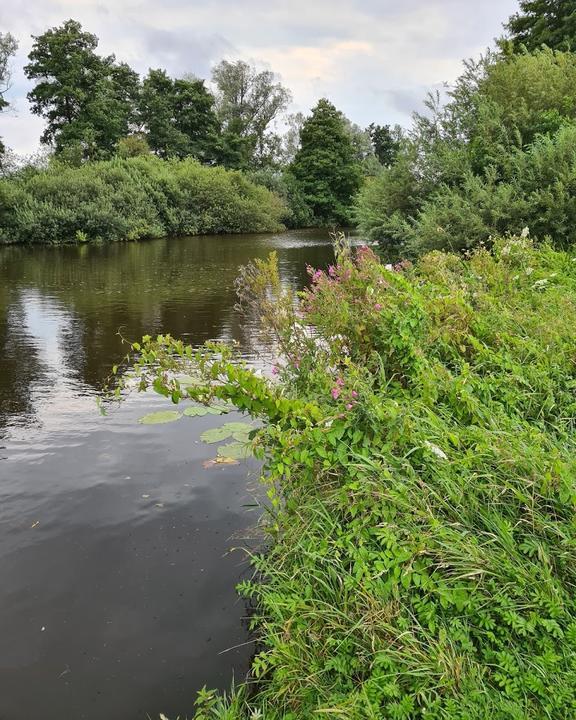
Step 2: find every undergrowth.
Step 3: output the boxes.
[126,234,576,718]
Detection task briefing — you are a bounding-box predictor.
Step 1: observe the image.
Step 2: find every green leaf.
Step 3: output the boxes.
[183,405,210,417]
[139,410,182,425]
[217,441,253,459]
[200,426,235,443]
[222,421,252,433]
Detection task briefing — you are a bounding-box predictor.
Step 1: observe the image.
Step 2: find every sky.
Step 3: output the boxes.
[1,0,520,156]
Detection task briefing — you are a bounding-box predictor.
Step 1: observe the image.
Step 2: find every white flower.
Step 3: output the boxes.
[424,441,448,460]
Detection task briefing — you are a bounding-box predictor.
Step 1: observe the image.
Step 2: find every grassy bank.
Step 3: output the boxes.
[0,156,286,245]
[129,236,576,719]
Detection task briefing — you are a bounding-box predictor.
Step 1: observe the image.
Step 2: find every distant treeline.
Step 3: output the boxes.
[0,20,400,237]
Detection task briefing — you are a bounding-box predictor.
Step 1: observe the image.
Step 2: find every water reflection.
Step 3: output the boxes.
[0,230,335,720]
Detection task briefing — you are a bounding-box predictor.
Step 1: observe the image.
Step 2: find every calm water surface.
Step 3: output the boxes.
[0,230,335,720]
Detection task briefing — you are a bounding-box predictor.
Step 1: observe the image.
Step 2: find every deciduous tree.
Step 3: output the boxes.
[25,20,139,158]
[504,0,576,52]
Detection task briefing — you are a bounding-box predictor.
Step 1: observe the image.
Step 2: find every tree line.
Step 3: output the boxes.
[0,19,402,229]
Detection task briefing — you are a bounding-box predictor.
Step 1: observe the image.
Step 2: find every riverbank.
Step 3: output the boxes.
[0,156,286,245]
[134,235,576,719]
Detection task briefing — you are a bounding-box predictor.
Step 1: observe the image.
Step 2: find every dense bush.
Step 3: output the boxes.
[0,155,286,244]
[356,49,576,258]
[127,236,576,718]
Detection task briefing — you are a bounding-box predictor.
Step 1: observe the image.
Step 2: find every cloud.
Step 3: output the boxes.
[0,0,520,155]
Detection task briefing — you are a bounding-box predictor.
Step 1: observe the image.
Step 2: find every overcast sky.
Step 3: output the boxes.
[1,0,520,156]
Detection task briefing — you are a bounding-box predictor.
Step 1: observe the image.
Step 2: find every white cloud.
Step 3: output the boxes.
[0,0,520,155]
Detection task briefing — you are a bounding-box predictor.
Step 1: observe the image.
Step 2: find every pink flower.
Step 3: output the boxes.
[351,390,358,398]
[312,270,323,283]
[374,303,382,311]
[331,387,341,400]
[346,403,353,410]
[328,265,337,278]
[271,365,279,375]
[336,377,345,386]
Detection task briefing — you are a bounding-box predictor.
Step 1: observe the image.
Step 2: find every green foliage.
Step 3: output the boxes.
[289,99,363,225]
[116,134,150,158]
[0,155,286,245]
[503,0,576,52]
[123,236,576,719]
[367,122,401,167]
[212,60,291,169]
[25,19,140,159]
[356,49,576,257]
[139,69,220,161]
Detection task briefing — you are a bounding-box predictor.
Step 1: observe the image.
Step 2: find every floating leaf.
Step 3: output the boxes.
[222,421,252,433]
[217,441,253,460]
[206,404,232,415]
[200,426,234,443]
[203,456,239,468]
[183,405,209,417]
[232,431,251,443]
[139,410,182,425]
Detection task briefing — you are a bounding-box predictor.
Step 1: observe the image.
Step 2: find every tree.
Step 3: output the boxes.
[212,60,291,168]
[367,123,401,166]
[0,32,18,158]
[25,19,139,158]
[504,0,576,52]
[355,48,576,257]
[139,69,220,161]
[288,99,362,225]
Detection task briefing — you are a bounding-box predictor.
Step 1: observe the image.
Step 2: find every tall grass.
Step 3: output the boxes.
[0,156,286,245]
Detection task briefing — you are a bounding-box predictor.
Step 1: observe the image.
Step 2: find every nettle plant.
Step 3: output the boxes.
[122,234,576,719]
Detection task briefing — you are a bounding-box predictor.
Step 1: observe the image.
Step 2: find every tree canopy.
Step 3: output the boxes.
[139,69,219,161]
[504,0,576,52]
[25,19,139,158]
[289,98,362,225]
[356,48,576,257]
[211,59,291,168]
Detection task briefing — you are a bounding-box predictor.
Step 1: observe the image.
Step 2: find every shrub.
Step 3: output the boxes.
[0,155,286,245]
[356,49,576,258]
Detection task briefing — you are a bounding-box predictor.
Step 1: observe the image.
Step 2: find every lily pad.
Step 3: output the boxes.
[183,405,210,417]
[200,426,235,443]
[203,456,239,468]
[222,421,252,432]
[232,431,251,443]
[206,404,233,415]
[217,441,253,460]
[139,410,182,425]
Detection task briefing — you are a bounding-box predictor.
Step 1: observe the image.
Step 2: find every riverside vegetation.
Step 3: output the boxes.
[0,21,392,244]
[106,2,576,717]
[0,156,285,244]
[123,233,576,719]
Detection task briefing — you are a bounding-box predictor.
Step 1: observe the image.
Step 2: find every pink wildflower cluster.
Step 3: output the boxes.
[355,245,379,265]
[330,377,359,410]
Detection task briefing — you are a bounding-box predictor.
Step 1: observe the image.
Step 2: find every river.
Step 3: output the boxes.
[0,230,335,720]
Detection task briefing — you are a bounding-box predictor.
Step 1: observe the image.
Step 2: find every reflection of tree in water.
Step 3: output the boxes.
[0,287,46,433]
[0,232,335,406]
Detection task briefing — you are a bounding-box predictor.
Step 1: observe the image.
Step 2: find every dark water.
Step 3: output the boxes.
[0,230,334,720]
